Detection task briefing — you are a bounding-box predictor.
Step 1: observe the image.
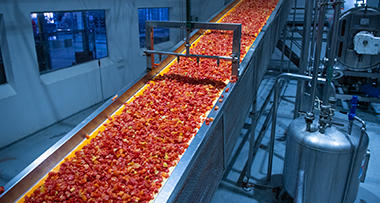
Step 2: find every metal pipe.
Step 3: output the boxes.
[185,0,192,56]
[295,170,305,203]
[267,73,331,182]
[309,0,328,114]
[323,1,342,104]
[294,0,314,118]
[309,0,320,74]
[342,116,366,203]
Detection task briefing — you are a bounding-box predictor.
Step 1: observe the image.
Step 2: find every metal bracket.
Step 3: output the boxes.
[144,21,241,78]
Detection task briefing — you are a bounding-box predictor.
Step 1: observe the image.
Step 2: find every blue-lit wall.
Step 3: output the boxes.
[0,0,225,148]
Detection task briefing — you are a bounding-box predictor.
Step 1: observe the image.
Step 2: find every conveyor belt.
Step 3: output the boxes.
[0,0,291,202]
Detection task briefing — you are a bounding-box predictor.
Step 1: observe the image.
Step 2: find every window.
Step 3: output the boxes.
[31,10,108,74]
[0,46,6,84]
[138,8,169,48]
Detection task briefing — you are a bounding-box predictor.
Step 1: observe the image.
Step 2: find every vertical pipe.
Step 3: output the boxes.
[343,116,366,203]
[267,75,281,182]
[231,25,241,76]
[185,0,192,56]
[309,0,328,114]
[247,56,258,180]
[294,0,314,118]
[309,0,319,72]
[145,23,154,70]
[323,1,341,103]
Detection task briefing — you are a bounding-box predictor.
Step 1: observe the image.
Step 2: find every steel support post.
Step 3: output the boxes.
[309,0,328,114]
[309,0,319,72]
[246,57,258,180]
[145,24,154,70]
[323,1,342,103]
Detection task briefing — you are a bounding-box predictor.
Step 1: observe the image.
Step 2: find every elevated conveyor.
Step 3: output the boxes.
[0,0,291,202]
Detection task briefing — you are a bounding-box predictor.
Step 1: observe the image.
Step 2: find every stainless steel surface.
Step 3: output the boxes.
[0,0,292,202]
[336,6,380,71]
[294,0,314,119]
[309,0,328,114]
[360,149,371,183]
[268,72,329,182]
[283,116,369,203]
[295,170,305,203]
[343,115,367,203]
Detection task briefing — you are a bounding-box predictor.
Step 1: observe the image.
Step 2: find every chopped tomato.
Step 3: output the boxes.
[23,0,278,202]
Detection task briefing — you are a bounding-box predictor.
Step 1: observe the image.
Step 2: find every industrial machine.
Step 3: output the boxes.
[283,97,370,202]
[334,2,380,103]
[0,0,291,202]
[277,0,372,202]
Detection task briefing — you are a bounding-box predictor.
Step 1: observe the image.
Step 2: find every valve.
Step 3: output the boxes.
[305,112,315,132]
[319,105,330,134]
[348,95,359,135]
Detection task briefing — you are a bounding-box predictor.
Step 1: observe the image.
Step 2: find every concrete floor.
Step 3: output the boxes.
[0,102,104,187]
[0,77,379,203]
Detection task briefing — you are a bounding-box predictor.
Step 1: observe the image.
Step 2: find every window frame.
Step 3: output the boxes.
[31,9,109,75]
[138,7,170,48]
[0,14,6,85]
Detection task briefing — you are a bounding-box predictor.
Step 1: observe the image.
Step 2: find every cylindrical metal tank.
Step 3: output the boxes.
[283,117,369,203]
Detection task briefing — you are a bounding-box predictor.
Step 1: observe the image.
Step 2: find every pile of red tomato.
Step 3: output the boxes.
[24,0,277,202]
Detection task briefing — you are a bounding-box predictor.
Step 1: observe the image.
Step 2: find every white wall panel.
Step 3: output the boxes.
[0,0,225,148]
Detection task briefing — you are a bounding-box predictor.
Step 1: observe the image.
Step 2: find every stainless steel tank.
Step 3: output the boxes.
[283,117,369,203]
